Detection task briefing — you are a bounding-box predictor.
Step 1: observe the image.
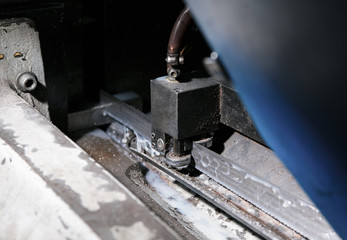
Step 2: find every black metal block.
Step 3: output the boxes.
[151,77,220,140]
[220,85,264,144]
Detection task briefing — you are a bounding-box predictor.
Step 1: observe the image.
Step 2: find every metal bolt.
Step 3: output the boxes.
[0,54,4,60]
[156,138,165,151]
[17,72,38,92]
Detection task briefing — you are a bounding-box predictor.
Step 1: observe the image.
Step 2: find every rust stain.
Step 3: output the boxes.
[14,52,23,58]
[208,185,304,240]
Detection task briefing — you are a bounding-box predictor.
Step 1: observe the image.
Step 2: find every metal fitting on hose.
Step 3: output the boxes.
[167,67,180,80]
[166,53,185,80]
[166,7,191,81]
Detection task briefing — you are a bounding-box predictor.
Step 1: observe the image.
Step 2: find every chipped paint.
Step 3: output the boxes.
[0,88,180,239]
[111,222,157,240]
[0,90,127,211]
[0,97,127,211]
[0,138,100,240]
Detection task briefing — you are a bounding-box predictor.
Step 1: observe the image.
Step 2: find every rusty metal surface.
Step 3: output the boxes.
[0,87,179,240]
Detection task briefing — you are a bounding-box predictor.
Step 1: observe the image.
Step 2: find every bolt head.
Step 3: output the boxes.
[156,138,165,151]
[17,72,38,92]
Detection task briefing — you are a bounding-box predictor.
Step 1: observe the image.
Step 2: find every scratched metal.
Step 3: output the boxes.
[192,140,340,240]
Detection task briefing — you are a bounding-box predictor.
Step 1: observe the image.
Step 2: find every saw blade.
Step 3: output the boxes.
[192,141,339,240]
[131,147,305,240]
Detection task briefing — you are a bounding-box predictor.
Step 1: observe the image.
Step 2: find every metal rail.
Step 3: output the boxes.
[69,90,339,239]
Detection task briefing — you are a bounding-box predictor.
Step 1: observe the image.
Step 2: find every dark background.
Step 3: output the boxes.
[0,0,211,132]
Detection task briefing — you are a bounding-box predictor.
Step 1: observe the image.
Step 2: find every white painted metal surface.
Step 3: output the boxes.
[0,87,179,240]
[0,138,100,240]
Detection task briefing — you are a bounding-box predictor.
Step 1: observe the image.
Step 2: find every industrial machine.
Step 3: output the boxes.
[0,1,346,239]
